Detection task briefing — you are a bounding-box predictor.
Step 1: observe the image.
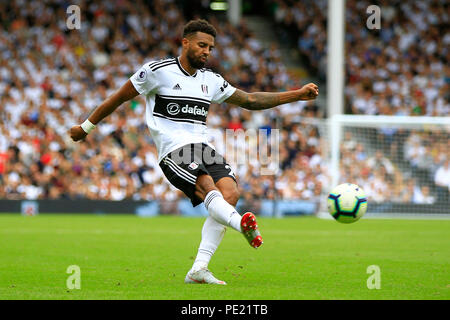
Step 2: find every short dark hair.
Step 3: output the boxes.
[183,19,217,38]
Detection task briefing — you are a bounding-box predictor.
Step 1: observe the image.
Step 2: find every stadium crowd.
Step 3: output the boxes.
[270,0,449,205]
[0,0,448,210]
[339,130,449,205]
[270,0,449,117]
[0,0,327,206]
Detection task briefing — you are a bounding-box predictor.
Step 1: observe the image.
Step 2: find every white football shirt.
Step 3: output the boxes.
[130,57,236,162]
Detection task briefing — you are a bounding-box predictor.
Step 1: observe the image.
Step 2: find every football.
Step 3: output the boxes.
[327,183,368,224]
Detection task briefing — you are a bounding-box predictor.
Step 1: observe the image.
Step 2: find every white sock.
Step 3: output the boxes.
[204,190,242,232]
[192,216,226,272]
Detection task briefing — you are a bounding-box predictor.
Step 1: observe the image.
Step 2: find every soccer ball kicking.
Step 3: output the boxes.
[69,19,318,285]
[327,183,368,224]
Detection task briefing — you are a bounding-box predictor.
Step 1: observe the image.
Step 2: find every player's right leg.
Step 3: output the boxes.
[159,145,233,284]
[159,144,261,284]
[186,174,261,285]
[184,215,227,285]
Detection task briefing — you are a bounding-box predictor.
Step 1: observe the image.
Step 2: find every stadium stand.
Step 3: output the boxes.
[0,0,323,206]
[0,0,448,211]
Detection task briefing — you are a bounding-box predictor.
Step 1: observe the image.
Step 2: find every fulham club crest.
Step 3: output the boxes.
[201,84,208,95]
[188,161,199,170]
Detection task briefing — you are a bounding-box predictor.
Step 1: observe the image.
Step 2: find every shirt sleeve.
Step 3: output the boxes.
[211,74,236,104]
[129,63,158,95]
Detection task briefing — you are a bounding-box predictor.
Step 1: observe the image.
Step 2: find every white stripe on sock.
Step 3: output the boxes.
[204,190,242,232]
[204,190,222,210]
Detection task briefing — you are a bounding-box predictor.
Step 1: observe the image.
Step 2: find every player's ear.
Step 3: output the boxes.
[181,37,190,50]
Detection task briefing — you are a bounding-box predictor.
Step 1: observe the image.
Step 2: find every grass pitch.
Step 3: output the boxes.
[0,214,448,300]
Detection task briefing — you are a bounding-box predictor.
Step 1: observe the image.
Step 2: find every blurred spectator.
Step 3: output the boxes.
[413,186,436,204]
[367,150,395,176]
[434,160,450,204]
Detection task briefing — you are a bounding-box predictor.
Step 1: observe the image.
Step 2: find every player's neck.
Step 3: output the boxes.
[178,55,197,76]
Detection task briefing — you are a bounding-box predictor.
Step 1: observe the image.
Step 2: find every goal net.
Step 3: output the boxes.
[325,115,450,217]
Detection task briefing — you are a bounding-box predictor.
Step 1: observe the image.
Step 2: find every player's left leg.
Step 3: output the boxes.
[186,175,263,285]
[202,146,263,249]
[186,145,262,284]
[215,177,263,249]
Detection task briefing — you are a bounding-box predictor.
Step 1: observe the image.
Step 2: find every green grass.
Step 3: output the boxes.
[0,214,448,300]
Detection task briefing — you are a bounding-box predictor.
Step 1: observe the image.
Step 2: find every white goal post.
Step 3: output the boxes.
[323,0,449,218]
[326,115,450,217]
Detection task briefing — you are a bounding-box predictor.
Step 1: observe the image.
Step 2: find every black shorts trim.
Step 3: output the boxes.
[162,158,197,185]
[159,143,237,207]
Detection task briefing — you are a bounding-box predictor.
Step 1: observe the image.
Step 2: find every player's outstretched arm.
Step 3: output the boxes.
[225,83,318,111]
[69,80,139,142]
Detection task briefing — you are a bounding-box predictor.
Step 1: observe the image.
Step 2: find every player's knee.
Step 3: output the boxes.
[195,174,217,200]
[222,187,240,206]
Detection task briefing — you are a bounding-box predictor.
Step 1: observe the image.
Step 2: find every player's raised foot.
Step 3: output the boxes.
[184,268,227,285]
[240,212,263,248]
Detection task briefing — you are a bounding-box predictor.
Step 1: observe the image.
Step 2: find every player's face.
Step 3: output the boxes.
[185,32,215,69]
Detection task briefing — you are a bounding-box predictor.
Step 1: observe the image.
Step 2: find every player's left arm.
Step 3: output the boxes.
[224,83,318,110]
